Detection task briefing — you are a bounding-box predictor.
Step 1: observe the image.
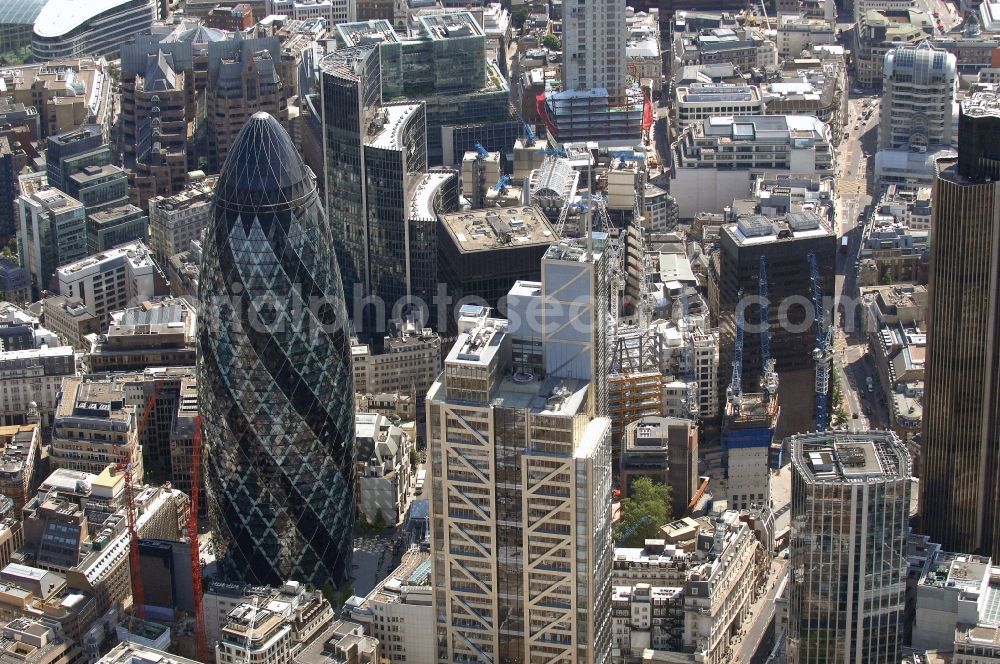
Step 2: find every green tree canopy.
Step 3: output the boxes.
[613,477,672,547]
[542,34,562,50]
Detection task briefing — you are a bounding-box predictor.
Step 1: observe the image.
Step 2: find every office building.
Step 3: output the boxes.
[0,617,79,664]
[120,48,190,207]
[911,548,1000,653]
[673,82,765,130]
[68,165,131,215]
[322,45,467,323]
[0,0,47,55]
[880,42,957,151]
[86,205,148,254]
[716,213,836,426]
[354,412,412,524]
[147,176,216,265]
[0,59,113,139]
[620,416,698,517]
[266,0,354,24]
[0,425,38,517]
[538,0,646,143]
[428,236,613,663]
[437,205,557,317]
[609,513,771,663]
[31,0,155,61]
[39,296,100,351]
[56,242,168,321]
[292,620,380,664]
[101,643,201,664]
[202,580,335,652]
[199,113,355,588]
[673,26,778,72]
[0,138,17,242]
[0,346,75,428]
[922,91,1000,560]
[351,323,441,398]
[48,376,143,481]
[86,298,196,372]
[205,3,255,31]
[15,468,187,614]
[0,261,30,305]
[670,115,834,218]
[16,188,87,297]
[344,550,434,664]
[206,35,288,172]
[787,430,912,663]
[331,15,518,167]
[852,9,935,88]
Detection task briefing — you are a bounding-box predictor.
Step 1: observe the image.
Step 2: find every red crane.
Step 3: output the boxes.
[189,415,208,661]
[118,379,165,618]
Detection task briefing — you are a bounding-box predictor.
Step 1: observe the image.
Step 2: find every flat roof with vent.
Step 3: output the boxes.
[789,430,911,484]
[440,206,556,253]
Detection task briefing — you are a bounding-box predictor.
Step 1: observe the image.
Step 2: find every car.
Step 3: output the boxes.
[853,412,859,419]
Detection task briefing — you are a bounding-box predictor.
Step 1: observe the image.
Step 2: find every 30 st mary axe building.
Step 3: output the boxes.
[197,112,355,588]
[921,91,1000,560]
[787,430,911,664]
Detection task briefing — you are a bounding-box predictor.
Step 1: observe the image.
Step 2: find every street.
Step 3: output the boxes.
[831,92,889,430]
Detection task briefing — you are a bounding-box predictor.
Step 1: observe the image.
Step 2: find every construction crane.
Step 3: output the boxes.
[807,252,832,430]
[524,123,535,146]
[118,380,165,619]
[681,287,699,419]
[473,142,489,159]
[726,291,745,415]
[543,146,567,158]
[610,151,646,166]
[492,174,511,191]
[189,417,208,660]
[758,255,778,400]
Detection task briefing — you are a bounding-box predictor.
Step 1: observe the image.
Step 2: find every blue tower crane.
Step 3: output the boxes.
[807,252,831,430]
[524,123,536,146]
[492,175,511,191]
[726,291,745,415]
[543,146,567,158]
[759,255,778,399]
[473,142,490,159]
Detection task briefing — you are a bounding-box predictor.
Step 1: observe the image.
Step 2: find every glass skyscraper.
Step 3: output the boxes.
[197,112,355,588]
[787,430,911,664]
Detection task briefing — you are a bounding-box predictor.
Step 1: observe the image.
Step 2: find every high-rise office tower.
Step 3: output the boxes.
[921,91,1000,560]
[427,236,613,664]
[879,42,956,151]
[206,35,288,172]
[562,0,624,100]
[197,113,355,588]
[331,15,518,167]
[787,430,911,664]
[320,44,460,329]
[541,0,642,142]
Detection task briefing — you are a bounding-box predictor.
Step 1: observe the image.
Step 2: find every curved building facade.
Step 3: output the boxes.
[197,112,355,588]
[32,0,155,61]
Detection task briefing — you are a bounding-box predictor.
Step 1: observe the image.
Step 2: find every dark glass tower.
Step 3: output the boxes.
[197,112,355,587]
[921,91,1000,559]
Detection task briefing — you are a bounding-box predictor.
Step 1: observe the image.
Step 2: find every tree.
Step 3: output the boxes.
[409,447,418,472]
[613,478,672,547]
[356,511,370,534]
[373,507,387,531]
[542,34,562,51]
[512,6,530,29]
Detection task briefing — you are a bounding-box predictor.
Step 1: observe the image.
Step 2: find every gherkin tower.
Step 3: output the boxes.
[197,112,355,587]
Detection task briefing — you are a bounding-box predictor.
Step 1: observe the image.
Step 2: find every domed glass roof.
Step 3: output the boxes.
[214,112,311,213]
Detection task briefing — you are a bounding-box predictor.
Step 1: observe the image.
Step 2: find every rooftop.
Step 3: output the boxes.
[790,430,912,484]
[439,206,556,253]
[963,89,1000,119]
[33,0,140,39]
[367,103,422,150]
[724,211,834,246]
[56,242,154,277]
[409,171,453,221]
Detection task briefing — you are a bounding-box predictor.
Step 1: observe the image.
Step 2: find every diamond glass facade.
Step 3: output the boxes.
[197,112,355,588]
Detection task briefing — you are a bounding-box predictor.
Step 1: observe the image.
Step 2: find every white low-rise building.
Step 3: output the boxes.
[56,241,168,320]
[670,115,833,218]
[674,82,765,130]
[265,0,354,25]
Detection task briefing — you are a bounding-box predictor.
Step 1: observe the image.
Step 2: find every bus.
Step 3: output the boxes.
[415,469,427,493]
[841,236,850,253]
